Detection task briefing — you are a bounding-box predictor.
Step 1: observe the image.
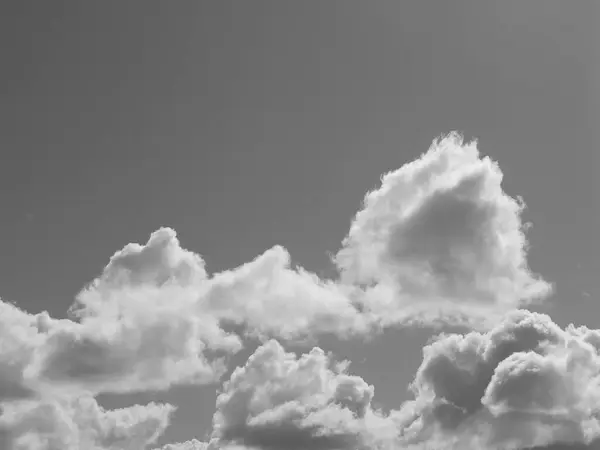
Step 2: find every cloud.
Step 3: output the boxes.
[398,310,600,449]
[0,133,561,448]
[0,302,47,402]
[31,228,242,395]
[335,132,552,326]
[0,395,174,450]
[208,339,393,450]
[67,134,554,361]
[32,135,553,399]
[97,227,207,288]
[0,224,370,448]
[153,439,209,450]
[202,245,367,340]
[0,301,178,449]
[29,304,237,395]
[32,228,364,397]
[73,228,366,343]
[70,227,208,319]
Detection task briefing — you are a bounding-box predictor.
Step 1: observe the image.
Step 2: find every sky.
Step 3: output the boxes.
[0,1,598,449]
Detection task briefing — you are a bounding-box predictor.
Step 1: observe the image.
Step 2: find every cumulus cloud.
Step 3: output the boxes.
[208,339,388,450]
[29,305,236,395]
[72,228,365,343]
[336,132,552,326]
[34,228,364,397]
[0,301,177,450]
[398,310,600,450]
[0,224,368,448]
[0,133,562,448]
[202,245,367,340]
[93,227,207,289]
[32,228,242,394]
[39,135,553,398]
[63,135,553,364]
[0,395,174,450]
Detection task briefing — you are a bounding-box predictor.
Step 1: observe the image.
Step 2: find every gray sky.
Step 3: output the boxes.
[0,1,598,448]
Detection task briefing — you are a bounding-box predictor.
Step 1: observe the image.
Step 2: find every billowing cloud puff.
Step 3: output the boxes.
[1,224,364,403]
[34,228,365,396]
[210,339,388,450]
[0,395,174,450]
[399,310,600,449]
[92,227,207,289]
[28,305,238,395]
[336,133,552,326]
[0,133,563,449]
[0,302,179,448]
[71,228,208,317]
[73,228,365,343]
[203,245,367,340]
[29,229,241,394]
[69,134,556,361]
[27,135,553,400]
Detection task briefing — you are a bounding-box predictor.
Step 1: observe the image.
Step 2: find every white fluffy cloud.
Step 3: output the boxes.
[202,245,367,340]
[0,395,174,450]
[73,227,366,343]
[33,228,241,395]
[397,310,600,450]
[209,339,378,450]
[0,302,178,449]
[336,132,552,326]
[151,340,401,450]
[46,135,554,393]
[157,313,600,450]
[0,133,564,449]
[153,339,403,450]
[94,227,208,288]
